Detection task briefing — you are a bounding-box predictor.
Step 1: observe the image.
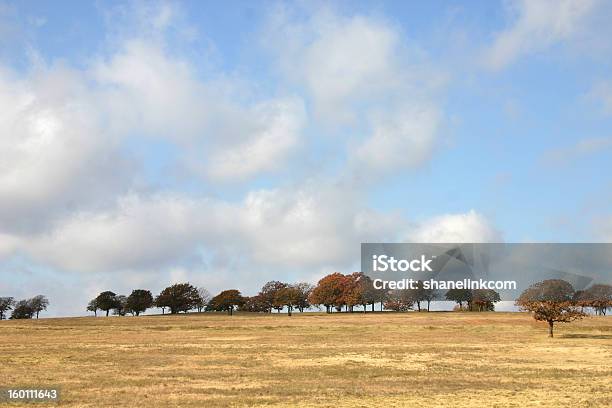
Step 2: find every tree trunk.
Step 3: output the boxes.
[36,311,39,319]
[94,310,97,317]
[548,320,554,338]
[106,309,109,317]
[288,306,292,317]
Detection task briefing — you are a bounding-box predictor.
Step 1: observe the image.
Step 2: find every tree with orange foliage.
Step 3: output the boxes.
[516,279,585,337]
[309,272,347,313]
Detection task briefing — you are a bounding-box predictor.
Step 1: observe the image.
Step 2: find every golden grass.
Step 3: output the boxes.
[1,312,611,407]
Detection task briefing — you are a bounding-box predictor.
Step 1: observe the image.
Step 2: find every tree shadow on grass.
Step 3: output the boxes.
[560,333,612,339]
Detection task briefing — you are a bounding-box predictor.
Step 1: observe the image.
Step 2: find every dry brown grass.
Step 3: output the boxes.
[1,312,611,407]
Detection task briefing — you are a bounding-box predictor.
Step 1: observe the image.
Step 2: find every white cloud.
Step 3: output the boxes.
[265,8,442,125]
[353,104,440,173]
[204,98,306,181]
[19,183,401,274]
[265,7,446,175]
[485,0,600,70]
[406,210,501,243]
[94,38,306,182]
[0,65,131,233]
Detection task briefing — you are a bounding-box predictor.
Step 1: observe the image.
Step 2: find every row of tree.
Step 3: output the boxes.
[87,285,212,317]
[86,274,612,321]
[0,296,49,320]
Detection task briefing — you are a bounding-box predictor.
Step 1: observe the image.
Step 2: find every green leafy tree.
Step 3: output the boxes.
[95,291,119,317]
[126,290,154,316]
[10,299,35,319]
[156,283,200,314]
[86,299,99,317]
[29,295,49,319]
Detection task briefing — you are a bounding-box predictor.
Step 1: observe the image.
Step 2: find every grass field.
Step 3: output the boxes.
[1,312,611,407]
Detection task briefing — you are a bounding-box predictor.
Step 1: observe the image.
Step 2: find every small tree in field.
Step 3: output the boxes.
[516,279,585,337]
[156,283,200,314]
[29,295,49,319]
[96,291,119,317]
[126,290,154,316]
[87,299,99,317]
[209,290,245,315]
[113,295,128,316]
[293,282,313,313]
[0,297,15,320]
[260,281,288,313]
[275,286,301,316]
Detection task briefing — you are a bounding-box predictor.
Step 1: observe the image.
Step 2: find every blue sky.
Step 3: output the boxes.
[0,0,611,316]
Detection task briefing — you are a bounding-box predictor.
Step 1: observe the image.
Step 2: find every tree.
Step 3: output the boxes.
[275,286,302,316]
[384,290,414,312]
[309,273,347,313]
[28,295,49,319]
[10,300,35,319]
[260,281,288,313]
[293,282,313,312]
[241,294,271,313]
[516,279,585,337]
[472,289,501,311]
[358,274,380,312]
[195,287,211,313]
[0,297,15,320]
[113,295,128,316]
[156,283,200,314]
[86,299,99,317]
[95,291,120,317]
[445,289,472,310]
[582,284,612,315]
[126,290,154,316]
[208,290,245,315]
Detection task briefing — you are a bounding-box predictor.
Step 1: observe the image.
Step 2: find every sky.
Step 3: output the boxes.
[0,0,611,317]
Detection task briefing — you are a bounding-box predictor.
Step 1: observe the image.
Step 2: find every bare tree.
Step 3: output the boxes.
[196,287,211,312]
[0,297,15,320]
